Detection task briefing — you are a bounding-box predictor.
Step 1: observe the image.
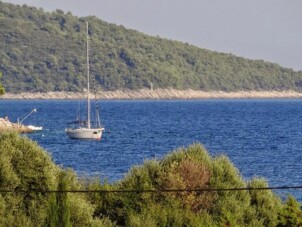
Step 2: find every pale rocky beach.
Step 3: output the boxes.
[0,117,32,133]
[1,89,302,100]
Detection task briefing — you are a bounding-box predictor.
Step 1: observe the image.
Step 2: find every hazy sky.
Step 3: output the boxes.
[3,0,302,71]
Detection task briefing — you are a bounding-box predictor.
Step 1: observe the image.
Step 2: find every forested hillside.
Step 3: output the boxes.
[1,1,302,93]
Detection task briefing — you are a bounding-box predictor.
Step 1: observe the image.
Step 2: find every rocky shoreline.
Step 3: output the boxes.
[0,118,32,133]
[1,89,302,100]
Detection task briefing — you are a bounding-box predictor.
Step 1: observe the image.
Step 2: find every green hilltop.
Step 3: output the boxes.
[1,1,302,93]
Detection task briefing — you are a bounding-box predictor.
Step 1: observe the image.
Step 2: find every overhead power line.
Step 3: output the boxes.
[1,185,302,194]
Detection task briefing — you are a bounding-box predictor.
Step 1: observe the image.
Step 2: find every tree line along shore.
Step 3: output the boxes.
[1,89,302,100]
[2,2,302,95]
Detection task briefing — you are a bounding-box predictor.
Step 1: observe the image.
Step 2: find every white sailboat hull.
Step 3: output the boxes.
[66,127,104,140]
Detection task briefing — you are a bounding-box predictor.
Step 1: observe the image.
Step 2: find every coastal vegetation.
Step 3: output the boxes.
[1,132,302,226]
[0,72,4,95]
[1,1,302,94]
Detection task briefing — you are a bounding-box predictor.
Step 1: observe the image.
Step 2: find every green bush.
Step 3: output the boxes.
[90,143,288,226]
[248,178,281,227]
[1,133,301,226]
[0,72,5,95]
[0,133,109,226]
[277,195,302,227]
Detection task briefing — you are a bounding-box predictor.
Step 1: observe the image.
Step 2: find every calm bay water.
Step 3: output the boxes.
[1,99,302,200]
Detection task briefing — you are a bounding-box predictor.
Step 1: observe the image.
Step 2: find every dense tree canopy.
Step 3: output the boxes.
[1,133,301,226]
[1,1,302,93]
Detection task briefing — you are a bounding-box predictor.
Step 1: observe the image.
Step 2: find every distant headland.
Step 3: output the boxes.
[1,89,302,100]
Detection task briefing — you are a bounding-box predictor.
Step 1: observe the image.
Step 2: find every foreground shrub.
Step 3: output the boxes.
[89,143,288,226]
[0,133,111,226]
[277,195,302,226]
[1,133,301,226]
[248,178,282,227]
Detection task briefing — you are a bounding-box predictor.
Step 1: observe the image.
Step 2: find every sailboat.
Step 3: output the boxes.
[65,22,105,140]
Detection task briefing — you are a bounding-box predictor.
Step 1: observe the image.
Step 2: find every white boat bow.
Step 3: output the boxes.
[27,125,43,131]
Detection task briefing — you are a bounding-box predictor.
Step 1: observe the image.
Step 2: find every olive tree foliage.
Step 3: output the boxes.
[0,132,302,226]
[87,144,285,226]
[277,195,302,227]
[0,133,113,226]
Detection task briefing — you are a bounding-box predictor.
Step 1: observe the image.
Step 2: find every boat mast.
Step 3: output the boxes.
[86,21,91,129]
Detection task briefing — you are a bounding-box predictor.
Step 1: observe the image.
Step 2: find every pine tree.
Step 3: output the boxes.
[278,195,302,227]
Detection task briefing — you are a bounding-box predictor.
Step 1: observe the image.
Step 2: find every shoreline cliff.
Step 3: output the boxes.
[1,89,302,100]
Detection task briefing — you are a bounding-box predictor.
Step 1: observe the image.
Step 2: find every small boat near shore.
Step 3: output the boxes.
[18,108,42,132]
[0,118,32,133]
[0,108,42,133]
[27,125,43,131]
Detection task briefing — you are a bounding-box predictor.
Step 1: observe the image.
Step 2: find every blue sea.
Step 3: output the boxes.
[1,99,302,200]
